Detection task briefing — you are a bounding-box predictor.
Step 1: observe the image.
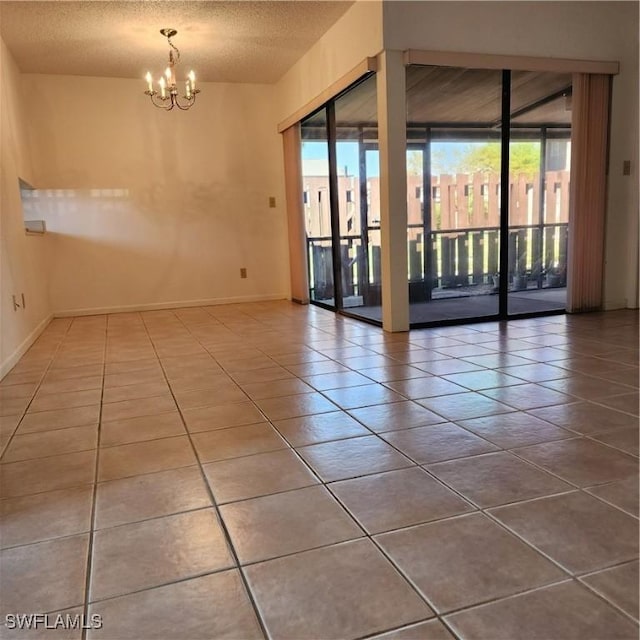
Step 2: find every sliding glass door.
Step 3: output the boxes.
[406,66,503,325]
[405,65,571,327]
[301,65,571,328]
[301,74,381,322]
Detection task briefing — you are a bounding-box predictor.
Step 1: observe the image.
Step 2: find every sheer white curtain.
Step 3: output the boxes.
[282,124,309,304]
[567,73,612,312]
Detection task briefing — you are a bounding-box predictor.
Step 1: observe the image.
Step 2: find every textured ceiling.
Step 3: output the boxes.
[0,1,354,83]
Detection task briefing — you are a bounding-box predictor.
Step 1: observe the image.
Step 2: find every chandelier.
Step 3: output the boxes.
[144,28,200,111]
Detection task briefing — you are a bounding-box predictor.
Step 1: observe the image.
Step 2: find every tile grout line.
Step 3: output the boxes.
[174,307,639,603]
[139,309,272,640]
[167,309,609,636]
[503,445,639,515]
[172,312,450,635]
[314,401,635,615]
[1,373,635,512]
[0,322,73,462]
[576,560,640,625]
[81,315,109,640]
[174,310,445,633]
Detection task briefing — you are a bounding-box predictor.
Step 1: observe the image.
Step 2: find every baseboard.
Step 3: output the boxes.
[0,313,53,380]
[603,298,630,311]
[53,293,289,318]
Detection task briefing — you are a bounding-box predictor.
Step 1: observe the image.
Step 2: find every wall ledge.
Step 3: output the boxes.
[24,220,46,234]
[0,313,53,380]
[52,293,289,318]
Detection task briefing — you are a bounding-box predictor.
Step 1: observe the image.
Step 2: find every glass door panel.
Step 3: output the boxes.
[363,147,382,311]
[507,71,571,315]
[407,147,427,302]
[406,66,502,325]
[335,140,364,310]
[332,74,380,322]
[301,108,335,307]
[541,136,570,291]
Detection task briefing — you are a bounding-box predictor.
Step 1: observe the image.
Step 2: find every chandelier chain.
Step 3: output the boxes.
[166,35,180,64]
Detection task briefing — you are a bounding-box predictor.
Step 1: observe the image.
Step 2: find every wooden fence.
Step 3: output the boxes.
[409,170,570,230]
[308,170,570,303]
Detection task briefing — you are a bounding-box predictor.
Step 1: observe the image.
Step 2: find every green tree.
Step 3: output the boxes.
[509,142,541,175]
[453,142,540,176]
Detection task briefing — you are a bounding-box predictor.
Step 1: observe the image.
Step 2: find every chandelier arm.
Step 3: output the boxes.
[148,93,174,111]
[174,94,197,110]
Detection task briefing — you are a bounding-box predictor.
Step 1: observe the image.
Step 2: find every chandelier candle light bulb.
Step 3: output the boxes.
[143,28,200,111]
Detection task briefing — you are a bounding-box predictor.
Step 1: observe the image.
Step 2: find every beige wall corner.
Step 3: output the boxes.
[0,37,53,377]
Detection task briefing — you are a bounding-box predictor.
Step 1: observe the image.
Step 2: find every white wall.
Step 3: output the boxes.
[275,0,383,123]
[383,1,639,309]
[0,39,52,376]
[22,74,289,315]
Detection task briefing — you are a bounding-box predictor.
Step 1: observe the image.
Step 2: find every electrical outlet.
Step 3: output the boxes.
[240,268,247,279]
[268,196,276,208]
[623,160,632,176]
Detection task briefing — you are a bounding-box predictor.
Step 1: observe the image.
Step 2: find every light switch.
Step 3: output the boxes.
[268,197,276,208]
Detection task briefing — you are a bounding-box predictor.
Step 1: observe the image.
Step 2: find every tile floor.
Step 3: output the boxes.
[0,302,638,640]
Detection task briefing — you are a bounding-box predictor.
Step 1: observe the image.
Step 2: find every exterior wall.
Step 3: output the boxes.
[22,74,289,316]
[0,39,52,377]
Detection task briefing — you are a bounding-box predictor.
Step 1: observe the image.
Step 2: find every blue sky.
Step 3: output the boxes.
[302,141,480,177]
